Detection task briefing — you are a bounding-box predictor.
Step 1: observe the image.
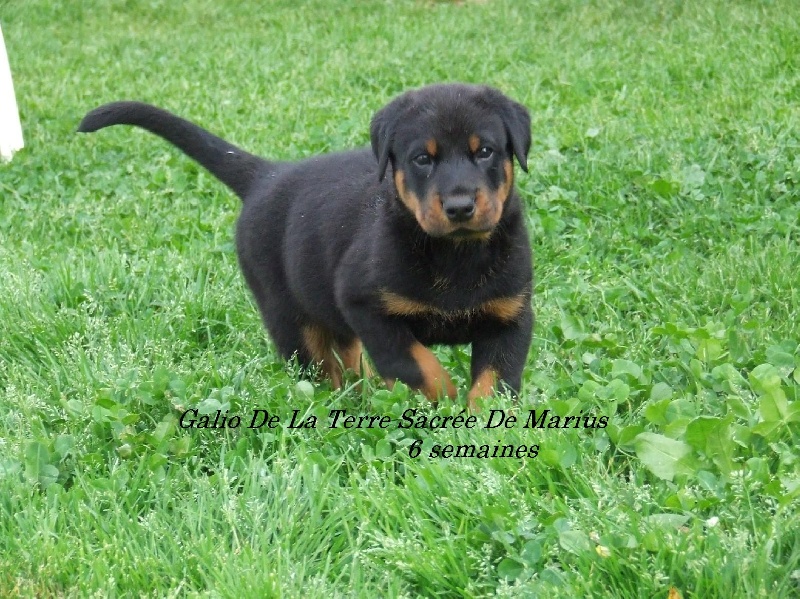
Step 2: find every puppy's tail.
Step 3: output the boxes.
[78,101,269,200]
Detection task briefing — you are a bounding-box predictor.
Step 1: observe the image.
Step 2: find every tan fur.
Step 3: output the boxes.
[302,325,372,388]
[425,138,438,157]
[409,342,457,400]
[481,293,526,322]
[395,160,514,239]
[468,134,481,153]
[381,290,528,323]
[467,367,498,411]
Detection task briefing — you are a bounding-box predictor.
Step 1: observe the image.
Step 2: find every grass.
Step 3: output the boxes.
[1,0,799,596]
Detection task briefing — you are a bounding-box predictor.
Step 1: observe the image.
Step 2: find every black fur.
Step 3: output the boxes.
[78,83,534,409]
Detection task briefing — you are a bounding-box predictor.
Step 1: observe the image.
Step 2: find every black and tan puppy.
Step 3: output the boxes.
[78,83,533,410]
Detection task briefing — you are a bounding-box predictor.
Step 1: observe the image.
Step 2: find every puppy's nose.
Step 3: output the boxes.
[443,195,476,222]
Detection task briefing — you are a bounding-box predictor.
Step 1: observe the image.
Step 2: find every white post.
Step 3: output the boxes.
[0,24,24,161]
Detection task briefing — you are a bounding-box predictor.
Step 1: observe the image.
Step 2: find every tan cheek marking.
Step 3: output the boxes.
[425,138,438,157]
[394,170,421,216]
[480,292,528,322]
[468,134,480,153]
[474,188,492,221]
[410,342,457,401]
[496,159,513,205]
[396,171,450,235]
[474,159,514,232]
[467,367,499,411]
[421,190,452,233]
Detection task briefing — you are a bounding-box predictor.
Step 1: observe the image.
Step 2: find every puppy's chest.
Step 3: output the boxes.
[379,247,527,321]
[379,286,527,326]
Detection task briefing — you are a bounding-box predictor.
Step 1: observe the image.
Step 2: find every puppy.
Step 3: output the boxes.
[78,83,534,410]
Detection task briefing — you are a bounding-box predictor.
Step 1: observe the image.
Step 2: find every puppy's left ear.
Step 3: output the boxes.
[370,102,401,182]
[487,89,531,172]
[505,100,531,172]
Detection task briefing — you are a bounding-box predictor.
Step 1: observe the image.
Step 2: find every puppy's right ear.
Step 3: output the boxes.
[370,105,396,182]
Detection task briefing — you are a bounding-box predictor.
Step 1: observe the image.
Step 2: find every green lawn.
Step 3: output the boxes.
[1,0,799,596]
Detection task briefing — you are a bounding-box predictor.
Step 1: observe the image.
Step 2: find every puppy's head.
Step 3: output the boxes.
[370,83,530,240]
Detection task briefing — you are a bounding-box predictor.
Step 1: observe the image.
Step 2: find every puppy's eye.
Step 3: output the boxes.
[412,153,433,167]
[476,146,494,160]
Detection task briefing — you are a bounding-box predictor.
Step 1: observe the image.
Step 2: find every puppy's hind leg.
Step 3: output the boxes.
[241,277,350,388]
[238,260,313,368]
[239,260,365,389]
[337,338,373,381]
[301,329,374,389]
[301,324,344,388]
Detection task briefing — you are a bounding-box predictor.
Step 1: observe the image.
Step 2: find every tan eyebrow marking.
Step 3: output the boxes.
[425,138,438,156]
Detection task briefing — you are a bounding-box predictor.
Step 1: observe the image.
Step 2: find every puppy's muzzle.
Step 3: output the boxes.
[443,194,476,223]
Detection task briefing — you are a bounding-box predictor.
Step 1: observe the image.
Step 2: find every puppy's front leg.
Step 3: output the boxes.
[340,305,456,402]
[383,339,457,401]
[467,307,533,411]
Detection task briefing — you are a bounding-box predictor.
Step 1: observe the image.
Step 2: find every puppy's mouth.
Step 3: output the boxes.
[419,199,499,241]
[393,171,506,241]
[415,190,499,240]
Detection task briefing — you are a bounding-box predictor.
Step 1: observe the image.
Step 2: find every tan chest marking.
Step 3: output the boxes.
[381,290,527,323]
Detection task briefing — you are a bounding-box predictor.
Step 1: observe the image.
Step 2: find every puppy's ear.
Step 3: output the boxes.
[371,94,413,182]
[501,99,531,172]
[486,89,531,172]
[370,105,396,182]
